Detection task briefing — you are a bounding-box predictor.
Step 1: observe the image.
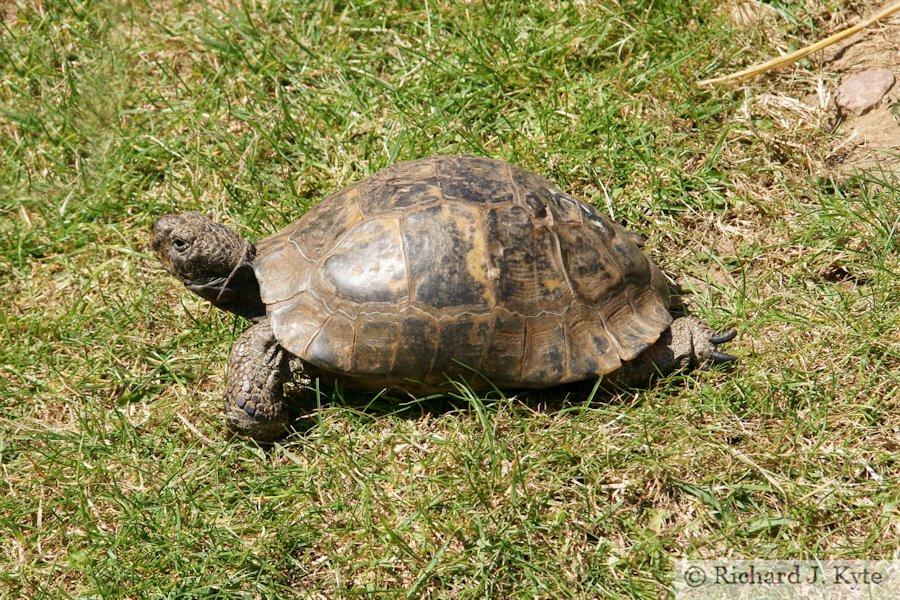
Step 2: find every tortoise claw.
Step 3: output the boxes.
[711,350,738,363]
[710,329,737,345]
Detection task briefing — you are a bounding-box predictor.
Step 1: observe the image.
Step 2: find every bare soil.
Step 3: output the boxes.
[824,9,900,173]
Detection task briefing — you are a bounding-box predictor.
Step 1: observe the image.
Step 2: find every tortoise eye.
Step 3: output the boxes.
[172,237,190,252]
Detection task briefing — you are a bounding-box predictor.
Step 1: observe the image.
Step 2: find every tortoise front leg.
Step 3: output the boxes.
[224,320,293,442]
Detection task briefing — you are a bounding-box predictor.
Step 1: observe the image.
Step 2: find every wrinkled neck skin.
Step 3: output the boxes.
[152,213,266,320]
[186,242,266,320]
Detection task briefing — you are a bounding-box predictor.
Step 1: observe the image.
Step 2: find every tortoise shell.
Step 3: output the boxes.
[253,155,672,391]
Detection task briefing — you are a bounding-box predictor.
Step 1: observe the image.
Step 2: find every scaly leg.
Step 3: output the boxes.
[224,320,294,442]
[605,316,737,388]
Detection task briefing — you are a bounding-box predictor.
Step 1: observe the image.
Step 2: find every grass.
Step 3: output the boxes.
[1,0,898,597]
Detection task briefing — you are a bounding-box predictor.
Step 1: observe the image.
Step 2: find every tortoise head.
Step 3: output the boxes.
[151,212,266,319]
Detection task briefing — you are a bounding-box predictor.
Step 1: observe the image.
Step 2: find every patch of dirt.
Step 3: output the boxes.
[823,8,900,173]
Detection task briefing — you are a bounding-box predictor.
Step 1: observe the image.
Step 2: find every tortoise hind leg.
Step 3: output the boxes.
[225,320,294,442]
[604,316,737,388]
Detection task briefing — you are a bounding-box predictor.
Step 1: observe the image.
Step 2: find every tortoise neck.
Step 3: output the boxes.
[187,241,266,320]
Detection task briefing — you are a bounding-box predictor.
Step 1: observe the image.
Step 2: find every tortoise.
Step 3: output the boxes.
[151,155,736,442]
